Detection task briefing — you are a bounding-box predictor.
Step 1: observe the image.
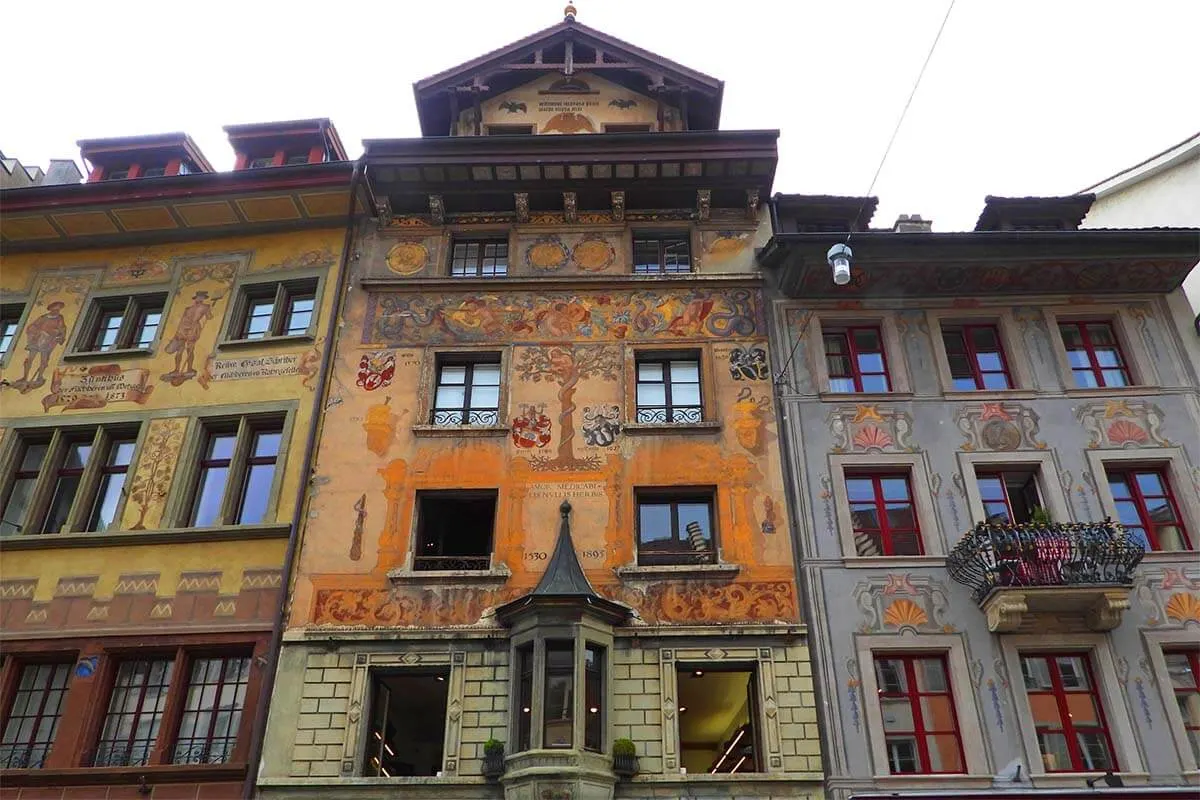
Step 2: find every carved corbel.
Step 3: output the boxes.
[1087,590,1131,631]
[514,192,530,223]
[428,194,445,226]
[374,198,393,229]
[984,591,1027,632]
[611,190,625,223]
[746,188,760,221]
[563,191,578,223]
[696,189,711,222]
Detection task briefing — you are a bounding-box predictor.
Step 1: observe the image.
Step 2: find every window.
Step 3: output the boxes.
[824,326,891,393]
[362,669,449,777]
[516,644,534,752]
[1106,468,1190,551]
[0,426,138,536]
[412,491,495,571]
[942,324,1012,390]
[584,644,604,752]
[512,638,609,754]
[544,642,574,748]
[230,279,317,341]
[188,417,283,528]
[1058,321,1131,388]
[847,473,922,556]
[0,662,72,769]
[636,490,716,566]
[103,168,131,181]
[635,354,702,424]
[284,152,312,165]
[94,658,174,767]
[485,124,535,135]
[873,655,965,774]
[1020,653,1117,773]
[976,470,1042,525]
[431,356,501,426]
[172,655,251,765]
[677,665,759,773]
[141,165,167,178]
[94,651,252,768]
[76,294,165,353]
[449,238,508,277]
[248,156,276,169]
[0,304,23,357]
[633,233,690,274]
[1165,649,1200,764]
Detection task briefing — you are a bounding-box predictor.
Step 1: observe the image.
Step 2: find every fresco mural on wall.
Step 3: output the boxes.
[729,346,769,380]
[10,301,69,392]
[160,290,226,386]
[956,402,1047,451]
[581,404,620,447]
[514,345,621,469]
[1075,399,1170,448]
[364,288,764,346]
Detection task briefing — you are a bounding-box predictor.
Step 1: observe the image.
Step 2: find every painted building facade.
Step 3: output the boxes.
[257,11,824,800]
[0,120,356,799]
[761,194,1200,799]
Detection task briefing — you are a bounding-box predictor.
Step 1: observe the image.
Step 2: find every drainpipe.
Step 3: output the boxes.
[759,195,836,783]
[241,158,366,798]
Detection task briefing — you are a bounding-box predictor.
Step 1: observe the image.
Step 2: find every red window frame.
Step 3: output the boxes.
[1058,321,1131,388]
[846,473,923,556]
[976,470,1041,525]
[1021,652,1118,773]
[1165,648,1200,762]
[1107,468,1191,551]
[824,326,892,393]
[942,324,1012,390]
[0,660,73,769]
[873,654,965,774]
[93,657,176,767]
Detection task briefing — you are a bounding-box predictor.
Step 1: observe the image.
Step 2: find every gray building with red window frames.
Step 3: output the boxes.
[760,192,1200,797]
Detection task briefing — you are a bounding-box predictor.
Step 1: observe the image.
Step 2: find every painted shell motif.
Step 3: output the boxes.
[884,598,929,629]
[1165,592,1200,624]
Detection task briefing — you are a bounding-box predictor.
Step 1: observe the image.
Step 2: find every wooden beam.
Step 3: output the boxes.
[497,62,644,70]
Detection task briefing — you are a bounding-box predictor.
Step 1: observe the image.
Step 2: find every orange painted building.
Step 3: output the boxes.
[256,10,824,800]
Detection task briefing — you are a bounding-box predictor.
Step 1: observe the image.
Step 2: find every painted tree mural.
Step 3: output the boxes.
[515,344,620,470]
[127,419,185,530]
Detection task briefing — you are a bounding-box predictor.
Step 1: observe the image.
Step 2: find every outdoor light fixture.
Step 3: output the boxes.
[827,243,853,286]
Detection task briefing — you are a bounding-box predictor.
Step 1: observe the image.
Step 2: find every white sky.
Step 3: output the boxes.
[3,0,1197,231]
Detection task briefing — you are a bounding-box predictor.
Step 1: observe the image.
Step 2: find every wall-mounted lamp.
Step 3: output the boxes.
[827,243,853,286]
[1085,771,1124,788]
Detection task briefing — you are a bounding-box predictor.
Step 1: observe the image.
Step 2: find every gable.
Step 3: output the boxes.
[467,72,674,136]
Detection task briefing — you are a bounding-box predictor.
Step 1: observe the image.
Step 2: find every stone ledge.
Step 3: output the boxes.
[621,421,721,436]
[0,522,291,551]
[411,424,510,438]
[387,564,512,584]
[981,585,1132,632]
[615,563,740,580]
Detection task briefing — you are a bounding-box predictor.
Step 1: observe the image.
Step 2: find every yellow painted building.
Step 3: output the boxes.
[0,121,358,799]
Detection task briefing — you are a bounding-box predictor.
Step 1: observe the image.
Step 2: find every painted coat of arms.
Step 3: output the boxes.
[512,405,552,449]
[356,351,395,391]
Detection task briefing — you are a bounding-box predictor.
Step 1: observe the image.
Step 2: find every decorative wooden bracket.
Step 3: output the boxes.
[428,194,445,226]
[514,192,530,223]
[696,189,711,222]
[611,191,625,223]
[563,192,578,224]
[374,198,393,229]
[746,188,760,221]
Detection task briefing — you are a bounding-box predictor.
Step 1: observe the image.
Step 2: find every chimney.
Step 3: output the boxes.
[893,213,932,233]
[42,160,84,186]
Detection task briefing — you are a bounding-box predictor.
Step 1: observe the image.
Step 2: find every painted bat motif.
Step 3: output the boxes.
[542,112,595,134]
[499,100,527,113]
[608,98,638,109]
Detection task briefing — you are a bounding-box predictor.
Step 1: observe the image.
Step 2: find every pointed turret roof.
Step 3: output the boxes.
[496,500,631,625]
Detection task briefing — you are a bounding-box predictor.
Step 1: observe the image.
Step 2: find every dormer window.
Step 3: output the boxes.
[140,165,167,178]
[248,157,276,169]
[103,169,130,181]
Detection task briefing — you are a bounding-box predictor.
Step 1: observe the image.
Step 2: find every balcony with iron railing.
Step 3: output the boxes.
[947,520,1144,633]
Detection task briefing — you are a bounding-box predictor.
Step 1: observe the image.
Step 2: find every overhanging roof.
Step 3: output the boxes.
[758,229,1200,298]
[77,132,214,173]
[974,194,1095,232]
[1,161,358,254]
[412,18,724,135]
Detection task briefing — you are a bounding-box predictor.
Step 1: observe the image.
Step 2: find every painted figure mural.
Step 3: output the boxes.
[12,301,67,392]
[161,290,223,385]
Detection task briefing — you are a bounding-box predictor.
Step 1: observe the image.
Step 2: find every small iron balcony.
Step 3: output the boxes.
[947,520,1144,632]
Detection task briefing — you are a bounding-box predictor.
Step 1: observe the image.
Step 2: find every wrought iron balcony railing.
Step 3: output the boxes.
[947,519,1145,604]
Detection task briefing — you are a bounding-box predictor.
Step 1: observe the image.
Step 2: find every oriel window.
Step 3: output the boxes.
[543,642,575,749]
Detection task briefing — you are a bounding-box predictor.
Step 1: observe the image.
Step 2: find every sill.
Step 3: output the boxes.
[871,774,994,789]
[218,333,314,351]
[941,389,1038,401]
[1063,385,1159,397]
[622,421,721,436]
[1140,549,1198,564]
[62,347,154,362]
[842,555,946,568]
[616,562,740,579]
[818,391,914,402]
[0,522,291,551]
[0,761,245,786]
[388,564,512,584]
[1029,771,1149,789]
[411,424,509,438]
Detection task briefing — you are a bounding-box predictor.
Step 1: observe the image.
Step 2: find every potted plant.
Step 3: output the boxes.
[482,739,505,780]
[612,738,639,779]
[1030,507,1053,526]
